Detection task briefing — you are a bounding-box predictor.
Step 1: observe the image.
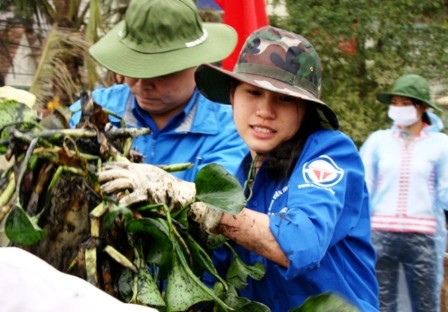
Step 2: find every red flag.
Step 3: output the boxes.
[215,0,268,70]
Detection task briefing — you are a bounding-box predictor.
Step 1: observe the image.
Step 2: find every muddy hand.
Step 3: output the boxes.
[99,162,196,209]
[188,202,223,234]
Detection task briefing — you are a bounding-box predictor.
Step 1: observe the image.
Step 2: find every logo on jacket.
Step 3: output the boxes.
[302,155,344,188]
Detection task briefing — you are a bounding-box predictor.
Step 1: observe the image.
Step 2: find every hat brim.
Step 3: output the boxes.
[377,92,441,111]
[89,22,237,78]
[195,64,339,129]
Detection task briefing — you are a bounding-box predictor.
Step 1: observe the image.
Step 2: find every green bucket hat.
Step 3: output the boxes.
[377,74,441,111]
[89,0,237,79]
[194,25,339,129]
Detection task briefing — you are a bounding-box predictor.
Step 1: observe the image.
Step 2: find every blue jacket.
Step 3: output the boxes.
[210,130,379,311]
[70,84,248,181]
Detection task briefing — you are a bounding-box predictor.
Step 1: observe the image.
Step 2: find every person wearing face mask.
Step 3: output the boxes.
[360,74,448,312]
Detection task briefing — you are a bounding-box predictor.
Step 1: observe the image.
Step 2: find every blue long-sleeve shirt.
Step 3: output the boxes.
[69,84,248,181]
[210,129,379,311]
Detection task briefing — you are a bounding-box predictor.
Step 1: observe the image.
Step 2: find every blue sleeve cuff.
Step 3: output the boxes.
[269,212,321,279]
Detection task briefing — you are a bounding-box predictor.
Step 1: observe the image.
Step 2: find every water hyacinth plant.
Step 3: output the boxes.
[0,93,359,312]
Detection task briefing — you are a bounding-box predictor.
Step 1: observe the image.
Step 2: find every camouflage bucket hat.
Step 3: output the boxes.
[89,0,237,78]
[195,25,339,129]
[377,74,441,111]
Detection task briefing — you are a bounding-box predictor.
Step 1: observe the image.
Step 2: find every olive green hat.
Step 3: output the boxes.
[377,74,441,111]
[89,0,237,79]
[195,26,339,129]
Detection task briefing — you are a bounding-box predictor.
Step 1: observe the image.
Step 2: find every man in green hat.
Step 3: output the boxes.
[360,73,448,311]
[69,0,247,181]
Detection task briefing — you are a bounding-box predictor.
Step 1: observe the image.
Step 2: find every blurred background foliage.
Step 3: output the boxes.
[1,0,447,146]
[270,0,448,145]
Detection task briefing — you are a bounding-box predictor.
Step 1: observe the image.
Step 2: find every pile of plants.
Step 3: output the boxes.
[0,93,358,312]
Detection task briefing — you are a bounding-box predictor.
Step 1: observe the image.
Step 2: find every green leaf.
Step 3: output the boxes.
[170,205,189,229]
[226,245,265,289]
[206,233,228,249]
[185,234,226,285]
[208,285,271,312]
[0,99,38,154]
[288,292,360,312]
[102,202,132,229]
[5,205,45,245]
[165,251,215,312]
[0,99,37,128]
[195,163,246,214]
[126,218,173,266]
[118,269,166,307]
[118,269,133,300]
[136,269,166,307]
[223,287,271,312]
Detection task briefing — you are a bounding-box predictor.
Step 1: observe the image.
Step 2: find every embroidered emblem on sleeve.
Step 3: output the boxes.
[302,155,344,188]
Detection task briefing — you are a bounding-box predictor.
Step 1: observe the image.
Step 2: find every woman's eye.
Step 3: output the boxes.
[279,96,297,103]
[246,89,261,96]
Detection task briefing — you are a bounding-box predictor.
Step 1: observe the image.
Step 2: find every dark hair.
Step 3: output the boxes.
[264,104,330,181]
[422,112,431,125]
[412,100,431,125]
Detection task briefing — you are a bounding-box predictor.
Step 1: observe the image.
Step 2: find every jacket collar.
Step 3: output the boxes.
[123,88,221,135]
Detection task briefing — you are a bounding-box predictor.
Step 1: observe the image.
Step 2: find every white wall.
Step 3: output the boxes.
[5,34,37,88]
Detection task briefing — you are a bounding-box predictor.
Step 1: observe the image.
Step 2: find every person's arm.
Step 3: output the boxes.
[217,208,290,267]
[359,132,378,195]
[436,134,448,209]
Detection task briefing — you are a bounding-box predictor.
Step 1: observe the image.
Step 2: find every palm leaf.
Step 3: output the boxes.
[29,25,93,104]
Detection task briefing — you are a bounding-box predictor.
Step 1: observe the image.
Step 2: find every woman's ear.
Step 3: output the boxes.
[416,103,428,114]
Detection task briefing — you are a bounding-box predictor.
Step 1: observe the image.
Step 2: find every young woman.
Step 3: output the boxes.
[360,74,448,312]
[192,25,379,312]
[100,26,379,311]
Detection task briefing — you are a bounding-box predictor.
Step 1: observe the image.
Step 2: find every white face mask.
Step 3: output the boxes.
[387,105,419,127]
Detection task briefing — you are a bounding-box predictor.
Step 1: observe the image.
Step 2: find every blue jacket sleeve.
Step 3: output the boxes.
[69,85,132,128]
[269,130,371,278]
